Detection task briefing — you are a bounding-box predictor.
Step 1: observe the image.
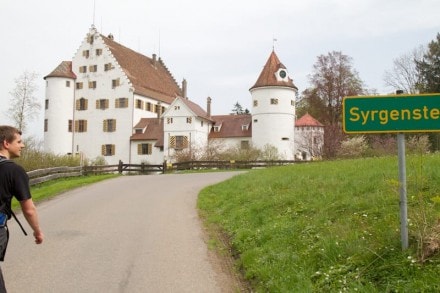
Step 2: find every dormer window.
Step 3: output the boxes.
[213,125,221,132]
[241,124,249,131]
[135,129,143,134]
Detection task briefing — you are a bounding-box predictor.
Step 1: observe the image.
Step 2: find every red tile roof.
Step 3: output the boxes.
[101,34,182,104]
[130,118,164,146]
[179,98,213,122]
[44,61,76,79]
[209,114,252,138]
[250,50,297,91]
[295,113,324,127]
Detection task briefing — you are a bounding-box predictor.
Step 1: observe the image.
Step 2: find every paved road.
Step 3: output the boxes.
[3,172,244,293]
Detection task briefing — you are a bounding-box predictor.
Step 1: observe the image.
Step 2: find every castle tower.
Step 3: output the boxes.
[249,50,298,159]
[43,61,76,154]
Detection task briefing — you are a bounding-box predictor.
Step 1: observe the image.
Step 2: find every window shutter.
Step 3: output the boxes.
[111,145,115,155]
[106,100,109,109]
[84,120,88,132]
[103,120,107,132]
[101,145,105,156]
[169,136,176,148]
[113,119,116,131]
[183,136,189,148]
[137,144,142,155]
[76,100,80,110]
[148,144,152,154]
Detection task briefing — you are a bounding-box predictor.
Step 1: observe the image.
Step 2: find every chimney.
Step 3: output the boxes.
[152,54,157,67]
[156,101,161,118]
[182,79,187,99]
[207,96,212,117]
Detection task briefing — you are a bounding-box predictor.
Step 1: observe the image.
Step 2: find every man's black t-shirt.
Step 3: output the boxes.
[0,158,31,218]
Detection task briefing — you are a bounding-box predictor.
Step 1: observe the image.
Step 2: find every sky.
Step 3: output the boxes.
[1,0,439,139]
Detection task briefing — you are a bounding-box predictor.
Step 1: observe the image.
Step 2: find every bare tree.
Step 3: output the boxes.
[8,71,41,133]
[307,51,364,125]
[383,46,425,94]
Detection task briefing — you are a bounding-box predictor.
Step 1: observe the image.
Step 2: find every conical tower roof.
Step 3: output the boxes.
[249,50,297,91]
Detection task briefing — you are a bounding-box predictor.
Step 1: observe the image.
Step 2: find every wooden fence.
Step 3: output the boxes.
[28,160,302,186]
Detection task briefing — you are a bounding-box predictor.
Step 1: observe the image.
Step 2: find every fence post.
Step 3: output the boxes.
[163,160,167,174]
[118,160,123,174]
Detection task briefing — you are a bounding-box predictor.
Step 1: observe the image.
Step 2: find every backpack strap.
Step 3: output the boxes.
[0,158,27,236]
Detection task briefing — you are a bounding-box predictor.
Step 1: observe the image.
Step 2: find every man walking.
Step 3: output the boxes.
[0,126,44,292]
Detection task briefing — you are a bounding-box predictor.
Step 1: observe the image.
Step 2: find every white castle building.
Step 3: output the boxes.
[43,26,324,164]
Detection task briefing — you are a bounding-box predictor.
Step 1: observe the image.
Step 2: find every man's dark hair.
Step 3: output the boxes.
[0,126,22,147]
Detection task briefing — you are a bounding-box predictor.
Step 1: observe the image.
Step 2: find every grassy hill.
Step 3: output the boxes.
[198,154,440,292]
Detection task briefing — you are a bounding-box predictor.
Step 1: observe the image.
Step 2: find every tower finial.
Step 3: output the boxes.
[272,36,277,51]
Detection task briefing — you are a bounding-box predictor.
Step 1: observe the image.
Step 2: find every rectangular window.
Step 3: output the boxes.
[96,99,109,110]
[76,82,83,89]
[253,100,258,107]
[45,99,49,110]
[138,143,152,155]
[66,81,70,87]
[175,136,188,149]
[146,102,152,112]
[76,98,88,110]
[112,78,120,88]
[104,63,113,71]
[88,81,97,89]
[96,48,102,56]
[291,100,295,106]
[82,50,90,58]
[79,66,87,73]
[75,120,88,132]
[87,35,94,44]
[44,119,48,132]
[68,120,73,132]
[103,119,116,132]
[174,106,180,110]
[115,98,128,108]
[270,98,278,105]
[186,117,192,124]
[135,99,143,109]
[102,144,115,156]
[89,65,98,72]
[167,117,173,124]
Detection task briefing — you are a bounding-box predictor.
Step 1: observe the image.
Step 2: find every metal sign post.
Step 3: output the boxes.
[343,92,440,250]
[397,133,408,249]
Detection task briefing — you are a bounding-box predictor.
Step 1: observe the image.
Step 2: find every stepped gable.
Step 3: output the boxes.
[295,113,324,127]
[209,114,252,138]
[101,34,182,104]
[179,98,213,121]
[250,50,297,90]
[131,118,164,147]
[44,61,76,79]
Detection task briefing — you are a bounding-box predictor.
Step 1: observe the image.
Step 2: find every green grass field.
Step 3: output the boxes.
[198,154,440,292]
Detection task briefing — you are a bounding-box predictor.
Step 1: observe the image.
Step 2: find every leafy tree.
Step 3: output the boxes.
[303,51,364,125]
[416,33,440,93]
[384,46,424,94]
[416,33,440,151]
[7,71,41,133]
[231,101,248,115]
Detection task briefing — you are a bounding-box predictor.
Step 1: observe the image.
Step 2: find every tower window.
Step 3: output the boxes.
[270,98,278,105]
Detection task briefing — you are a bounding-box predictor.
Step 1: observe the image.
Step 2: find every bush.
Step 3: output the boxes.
[337,135,368,158]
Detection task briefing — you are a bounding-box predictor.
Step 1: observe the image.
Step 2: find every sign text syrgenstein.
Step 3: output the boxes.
[343,94,440,134]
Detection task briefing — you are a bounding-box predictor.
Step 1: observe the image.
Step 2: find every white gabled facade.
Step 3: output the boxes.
[162,97,213,161]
